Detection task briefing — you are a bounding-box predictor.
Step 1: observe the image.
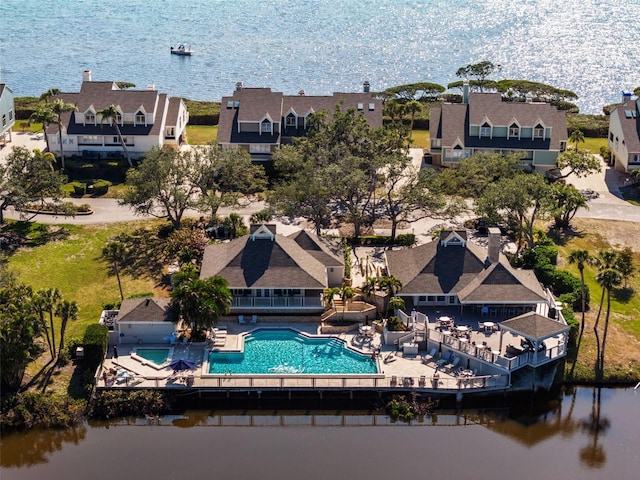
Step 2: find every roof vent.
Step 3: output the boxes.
[298,90,305,96]
[235,82,243,91]
[147,84,155,90]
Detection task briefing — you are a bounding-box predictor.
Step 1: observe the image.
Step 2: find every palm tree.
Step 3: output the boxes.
[171,272,232,332]
[591,250,617,369]
[32,293,54,358]
[388,295,405,315]
[50,99,77,171]
[339,284,354,320]
[35,288,62,359]
[569,128,585,153]
[103,241,127,300]
[568,249,592,338]
[29,106,55,152]
[594,268,621,371]
[56,300,78,358]
[98,104,133,168]
[378,275,403,315]
[39,88,60,104]
[323,287,341,310]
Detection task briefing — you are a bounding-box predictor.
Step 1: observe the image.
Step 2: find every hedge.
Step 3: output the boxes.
[83,324,109,372]
[345,233,415,247]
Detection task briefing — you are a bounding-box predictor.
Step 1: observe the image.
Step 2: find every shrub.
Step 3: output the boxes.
[535,244,558,265]
[82,324,109,372]
[599,145,611,162]
[77,203,92,213]
[89,390,172,419]
[395,234,416,246]
[0,392,86,430]
[91,179,111,196]
[386,395,413,422]
[71,181,86,196]
[386,316,407,332]
[552,270,582,296]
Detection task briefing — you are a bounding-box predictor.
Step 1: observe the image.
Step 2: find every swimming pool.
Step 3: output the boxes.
[208,329,378,375]
[134,348,171,367]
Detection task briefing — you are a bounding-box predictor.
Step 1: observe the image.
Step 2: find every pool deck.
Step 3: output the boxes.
[97,320,558,395]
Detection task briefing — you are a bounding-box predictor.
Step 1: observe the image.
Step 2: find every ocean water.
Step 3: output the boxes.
[1,0,638,113]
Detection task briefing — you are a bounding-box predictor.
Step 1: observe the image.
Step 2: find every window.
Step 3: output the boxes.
[250,144,271,154]
[135,112,145,124]
[115,113,122,123]
[609,132,614,141]
[437,296,445,302]
[357,103,364,110]
[285,114,296,127]
[261,120,272,133]
[79,135,100,144]
[1,114,5,127]
[427,296,435,302]
[166,126,175,138]
[368,103,375,111]
[9,109,13,121]
[480,122,491,137]
[448,296,456,304]
[509,124,519,137]
[418,296,426,301]
[85,112,95,124]
[533,124,544,139]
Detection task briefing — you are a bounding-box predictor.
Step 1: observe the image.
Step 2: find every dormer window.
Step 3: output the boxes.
[285,113,296,128]
[533,124,544,139]
[85,112,95,124]
[135,111,146,124]
[115,113,122,124]
[508,123,519,138]
[261,120,272,133]
[480,122,491,138]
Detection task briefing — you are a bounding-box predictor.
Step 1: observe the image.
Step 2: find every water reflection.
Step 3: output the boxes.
[0,425,86,468]
[1,388,637,479]
[579,387,610,469]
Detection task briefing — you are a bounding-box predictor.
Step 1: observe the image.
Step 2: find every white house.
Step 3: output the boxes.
[608,92,640,173]
[46,70,189,159]
[0,83,15,145]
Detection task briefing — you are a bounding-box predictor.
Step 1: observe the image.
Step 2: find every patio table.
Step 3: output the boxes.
[483,321,496,332]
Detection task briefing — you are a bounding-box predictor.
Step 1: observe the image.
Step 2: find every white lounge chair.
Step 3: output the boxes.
[422,348,437,364]
[238,315,245,324]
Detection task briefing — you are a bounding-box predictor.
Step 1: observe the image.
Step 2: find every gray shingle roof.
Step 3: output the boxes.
[117,298,174,323]
[217,87,382,146]
[431,94,567,151]
[386,231,546,303]
[200,230,338,289]
[500,312,570,339]
[612,99,640,153]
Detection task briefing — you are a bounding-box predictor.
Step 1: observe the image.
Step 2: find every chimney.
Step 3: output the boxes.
[462,80,469,104]
[235,82,243,91]
[622,90,632,104]
[83,70,92,82]
[298,90,305,96]
[147,84,155,90]
[363,81,370,93]
[487,227,501,264]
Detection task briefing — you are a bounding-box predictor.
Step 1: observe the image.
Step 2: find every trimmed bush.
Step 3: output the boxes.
[344,234,416,246]
[71,182,86,196]
[82,324,109,372]
[386,315,407,332]
[91,179,111,196]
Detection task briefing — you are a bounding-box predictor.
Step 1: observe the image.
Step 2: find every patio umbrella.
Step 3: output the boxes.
[170,358,195,371]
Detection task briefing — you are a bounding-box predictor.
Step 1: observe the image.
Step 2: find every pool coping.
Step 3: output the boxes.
[202,327,382,378]
[131,347,174,371]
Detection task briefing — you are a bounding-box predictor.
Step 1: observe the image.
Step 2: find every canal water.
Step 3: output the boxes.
[1,387,638,479]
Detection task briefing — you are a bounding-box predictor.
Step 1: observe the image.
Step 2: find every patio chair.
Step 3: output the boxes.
[238,315,245,324]
[422,348,437,364]
[436,351,452,367]
[418,375,426,388]
[250,314,258,324]
[390,375,398,386]
[446,356,460,372]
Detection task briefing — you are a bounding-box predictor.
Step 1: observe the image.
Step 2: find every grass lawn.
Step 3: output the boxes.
[7,220,168,342]
[554,218,640,381]
[410,129,429,149]
[186,125,218,144]
[581,137,608,155]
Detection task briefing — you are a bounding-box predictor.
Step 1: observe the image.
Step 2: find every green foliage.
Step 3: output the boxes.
[171,270,232,331]
[71,181,86,196]
[0,392,86,430]
[82,324,109,371]
[557,296,579,345]
[89,390,171,419]
[455,61,502,91]
[378,82,445,102]
[343,243,352,279]
[91,179,112,196]
[567,114,609,138]
[343,234,416,246]
[599,145,611,162]
[386,395,414,422]
[386,315,407,332]
[183,99,220,125]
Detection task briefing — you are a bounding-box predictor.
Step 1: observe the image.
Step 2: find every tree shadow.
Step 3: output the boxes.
[546,225,586,246]
[100,227,168,280]
[612,287,634,303]
[0,221,71,254]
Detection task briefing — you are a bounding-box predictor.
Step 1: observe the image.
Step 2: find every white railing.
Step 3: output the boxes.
[232,297,320,308]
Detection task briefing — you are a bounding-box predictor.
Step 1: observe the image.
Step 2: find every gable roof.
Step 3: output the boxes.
[117,298,174,323]
[200,230,339,289]
[385,230,546,303]
[500,312,570,340]
[431,93,567,151]
[611,99,640,153]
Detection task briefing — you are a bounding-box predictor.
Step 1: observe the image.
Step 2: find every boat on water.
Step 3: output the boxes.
[170,43,193,56]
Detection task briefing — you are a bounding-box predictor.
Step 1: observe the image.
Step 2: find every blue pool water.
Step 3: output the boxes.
[136,348,171,366]
[208,329,377,375]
